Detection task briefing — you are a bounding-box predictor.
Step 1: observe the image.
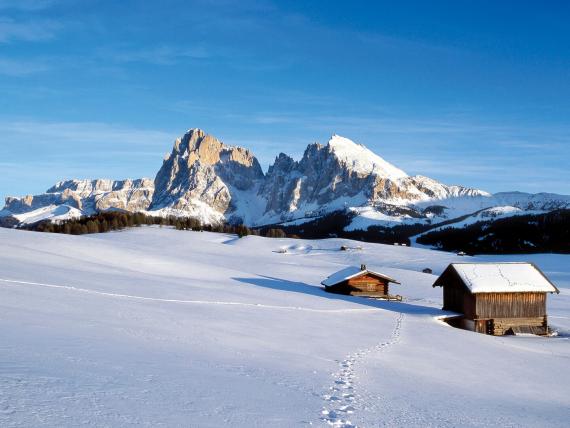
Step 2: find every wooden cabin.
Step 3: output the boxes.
[433,263,559,336]
[321,264,401,299]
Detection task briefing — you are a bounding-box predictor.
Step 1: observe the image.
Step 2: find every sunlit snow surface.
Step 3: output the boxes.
[0,227,568,427]
[12,205,84,225]
[450,263,558,293]
[328,135,408,179]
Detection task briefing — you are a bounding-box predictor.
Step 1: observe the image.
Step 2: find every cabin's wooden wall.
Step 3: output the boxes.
[438,268,548,322]
[491,317,547,335]
[475,292,546,319]
[439,268,476,318]
[436,267,551,335]
[347,275,389,294]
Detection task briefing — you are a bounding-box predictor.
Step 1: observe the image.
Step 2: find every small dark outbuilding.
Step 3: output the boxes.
[433,262,559,335]
[321,264,401,299]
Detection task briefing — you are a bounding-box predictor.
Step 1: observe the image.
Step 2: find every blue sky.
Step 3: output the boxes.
[1,0,569,204]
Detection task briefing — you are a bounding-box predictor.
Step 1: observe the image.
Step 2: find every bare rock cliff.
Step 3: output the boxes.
[150,129,264,220]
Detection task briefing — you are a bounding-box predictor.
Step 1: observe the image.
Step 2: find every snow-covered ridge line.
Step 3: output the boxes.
[2,127,570,229]
[327,134,408,179]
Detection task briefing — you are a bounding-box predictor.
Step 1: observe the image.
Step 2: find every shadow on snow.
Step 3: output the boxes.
[233,275,441,316]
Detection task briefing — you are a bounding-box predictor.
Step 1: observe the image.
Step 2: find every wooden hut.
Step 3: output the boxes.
[321,264,401,299]
[433,263,559,335]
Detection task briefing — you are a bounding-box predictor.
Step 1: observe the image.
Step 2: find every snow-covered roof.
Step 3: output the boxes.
[321,266,400,287]
[439,263,559,294]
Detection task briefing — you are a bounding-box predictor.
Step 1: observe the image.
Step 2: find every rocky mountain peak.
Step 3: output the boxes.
[170,128,261,172]
[268,153,296,174]
[150,129,264,223]
[326,134,408,179]
[3,127,569,231]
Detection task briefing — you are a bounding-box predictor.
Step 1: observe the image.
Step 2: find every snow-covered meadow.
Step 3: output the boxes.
[0,227,568,427]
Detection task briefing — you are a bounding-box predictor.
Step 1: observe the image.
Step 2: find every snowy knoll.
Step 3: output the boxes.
[2,128,570,232]
[0,227,568,426]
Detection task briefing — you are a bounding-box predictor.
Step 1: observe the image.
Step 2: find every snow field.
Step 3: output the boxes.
[0,227,568,427]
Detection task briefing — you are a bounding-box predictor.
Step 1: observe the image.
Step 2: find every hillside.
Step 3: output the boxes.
[0,227,568,427]
[415,209,570,254]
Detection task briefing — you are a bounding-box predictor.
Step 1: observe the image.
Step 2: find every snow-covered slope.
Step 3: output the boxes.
[345,190,570,232]
[0,227,568,427]
[12,204,84,225]
[328,134,408,179]
[2,128,569,230]
[410,205,539,236]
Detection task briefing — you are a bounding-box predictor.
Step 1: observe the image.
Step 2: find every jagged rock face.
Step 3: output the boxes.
[258,136,488,223]
[260,141,376,216]
[378,175,489,202]
[260,153,299,213]
[3,128,569,228]
[4,179,154,215]
[4,193,73,214]
[150,129,264,216]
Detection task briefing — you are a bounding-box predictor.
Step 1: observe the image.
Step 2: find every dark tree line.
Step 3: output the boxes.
[275,209,429,245]
[18,208,570,254]
[343,223,428,246]
[32,211,172,235]
[417,209,570,254]
[25,211,289,239]
[273,210,355,239]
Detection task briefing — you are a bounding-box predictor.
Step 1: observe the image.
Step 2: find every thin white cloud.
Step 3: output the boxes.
[0,17,61,43]
[99,45,210,66]
[0,120,175,147]
[0,57,49,76]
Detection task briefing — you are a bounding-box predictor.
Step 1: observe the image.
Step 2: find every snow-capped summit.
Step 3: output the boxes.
[2,127,569,230]
[327,134,408,179]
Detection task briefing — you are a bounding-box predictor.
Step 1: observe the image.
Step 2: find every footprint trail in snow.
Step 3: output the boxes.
[320,312,404,427]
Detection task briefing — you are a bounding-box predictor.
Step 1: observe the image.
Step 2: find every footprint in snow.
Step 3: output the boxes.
[319,312,405,427]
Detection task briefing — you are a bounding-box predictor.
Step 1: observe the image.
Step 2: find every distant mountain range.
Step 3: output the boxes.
[2,128,570,251]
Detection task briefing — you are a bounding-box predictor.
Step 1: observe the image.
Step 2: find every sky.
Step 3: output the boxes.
[1,0,569,204]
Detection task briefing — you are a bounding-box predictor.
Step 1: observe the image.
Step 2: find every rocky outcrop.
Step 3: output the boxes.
[150,129,264,223]
[3,178,154,216]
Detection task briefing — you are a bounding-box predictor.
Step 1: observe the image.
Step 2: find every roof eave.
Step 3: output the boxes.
[470,290,558,294]
[321,269,400,287]
[530,262,560,294]
[363,270,400,284]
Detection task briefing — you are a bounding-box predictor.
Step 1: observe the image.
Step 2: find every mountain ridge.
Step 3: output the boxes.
[2,128,569,232]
